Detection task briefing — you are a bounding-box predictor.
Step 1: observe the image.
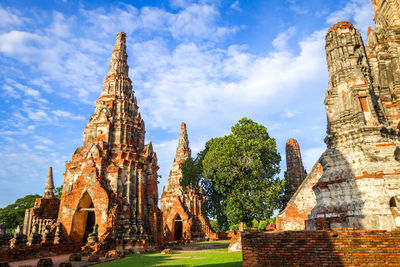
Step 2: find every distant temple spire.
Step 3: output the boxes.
[43,167,55,199]
[175,122,191,163]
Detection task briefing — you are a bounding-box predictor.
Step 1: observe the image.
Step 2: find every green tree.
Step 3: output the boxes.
[55,185,63,200]
[181,117,284,230]
[0,194,40,233]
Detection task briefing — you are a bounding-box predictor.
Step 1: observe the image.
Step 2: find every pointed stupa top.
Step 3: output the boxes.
[175,122,191,163]
[106,32,129,78]
[43,166,55,199]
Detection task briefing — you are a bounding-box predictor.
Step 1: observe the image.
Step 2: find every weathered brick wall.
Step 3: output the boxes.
[242,229,400,266]
[276,159,324,231]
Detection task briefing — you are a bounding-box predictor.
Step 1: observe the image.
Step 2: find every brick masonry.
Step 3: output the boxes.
[277,160,324,231]
[242,229,400,266]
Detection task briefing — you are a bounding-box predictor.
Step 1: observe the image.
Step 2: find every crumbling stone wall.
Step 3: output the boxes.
[242,229,400,266]
[160,123,216,241]
[57,32,163,252]
[277,158,324,231]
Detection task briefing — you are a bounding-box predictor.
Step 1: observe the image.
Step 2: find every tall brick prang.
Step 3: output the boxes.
[160,123,216,241]
[278,0,400,232]
[282,138,307,208]
[57,32,163,252]
[305,4,400,230]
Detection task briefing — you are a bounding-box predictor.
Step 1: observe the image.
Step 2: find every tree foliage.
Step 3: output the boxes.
[55,185,63,200]
[181,117,285,230]
[0,194,40,232]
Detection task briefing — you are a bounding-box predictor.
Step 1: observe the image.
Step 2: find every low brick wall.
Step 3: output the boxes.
[242,229,400,266]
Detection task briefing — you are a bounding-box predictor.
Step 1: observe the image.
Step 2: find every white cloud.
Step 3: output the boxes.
[272,27,296,51]
[230,0,241,11]
[2,84,20,98]
[0,6,25,29]
[326,0,373,38]
[52,110,85,120]
[169,0,194,9]
[34,136,54,145]
[34,145,48,150]
[27,110,50,122]
[0,31,43,63]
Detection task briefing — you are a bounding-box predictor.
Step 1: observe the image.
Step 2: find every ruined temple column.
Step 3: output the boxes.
[283,138,307,207]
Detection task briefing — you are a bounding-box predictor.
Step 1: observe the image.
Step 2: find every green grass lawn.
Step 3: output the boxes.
[97,240,242,267]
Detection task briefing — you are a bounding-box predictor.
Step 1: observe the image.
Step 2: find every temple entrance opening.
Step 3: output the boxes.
[174,214,183,240]
[71,192,96,244]
[82,203,95,244]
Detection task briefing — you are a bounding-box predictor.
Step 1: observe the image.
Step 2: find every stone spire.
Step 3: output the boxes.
[175,122,191,163]
[284,138,307,202]
[83,32,144,150]
[43,167,55,199]
[163,122,192,202]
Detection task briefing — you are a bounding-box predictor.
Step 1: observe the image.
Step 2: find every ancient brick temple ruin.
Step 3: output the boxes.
[281,138,307,209]
[160,123,216,242]
[278,0,400,231]
[55,32,163,251]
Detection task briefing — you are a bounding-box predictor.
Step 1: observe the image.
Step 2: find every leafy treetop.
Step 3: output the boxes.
[181,117,285,230]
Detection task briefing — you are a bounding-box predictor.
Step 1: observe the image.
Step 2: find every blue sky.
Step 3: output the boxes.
[0,0,374,207]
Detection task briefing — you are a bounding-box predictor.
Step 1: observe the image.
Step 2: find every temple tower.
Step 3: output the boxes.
[57,33,163,251]
[160,123,216,241]
[282,138,307,208]
[306,15,400,231]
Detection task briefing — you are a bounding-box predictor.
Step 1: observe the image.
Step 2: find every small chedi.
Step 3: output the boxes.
[278,0,400,231]
[160,123,216,242]
[23,167,60,238]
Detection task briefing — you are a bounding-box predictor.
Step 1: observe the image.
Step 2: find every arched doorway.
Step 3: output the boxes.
[71,192,96,244]
[174,214,183,240]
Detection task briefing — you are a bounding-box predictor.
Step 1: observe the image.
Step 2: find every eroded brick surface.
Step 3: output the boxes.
[277,162,324,231]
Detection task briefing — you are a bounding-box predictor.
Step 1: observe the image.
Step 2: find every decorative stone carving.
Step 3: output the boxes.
[27,223,42,246]
[41,224,54,246]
